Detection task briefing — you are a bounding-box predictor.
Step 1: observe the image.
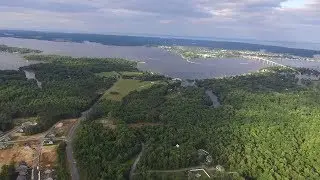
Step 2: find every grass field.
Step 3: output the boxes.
[102,79,156,101]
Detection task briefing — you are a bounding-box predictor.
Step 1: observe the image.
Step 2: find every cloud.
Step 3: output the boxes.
[0,0,319,42]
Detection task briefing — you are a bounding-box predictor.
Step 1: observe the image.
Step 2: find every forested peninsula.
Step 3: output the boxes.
[1,51,320,180]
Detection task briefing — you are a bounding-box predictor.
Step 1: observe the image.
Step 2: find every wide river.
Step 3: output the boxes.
[1,37,319,79]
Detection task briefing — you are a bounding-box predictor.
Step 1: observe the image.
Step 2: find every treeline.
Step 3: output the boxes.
[0,44,42,54]
[120,72,169,81]
[24,54,138,73]
[114,85,168,123]
[0,55,137,132]
[56,142,70,180]
[0,163,17,180]
[297,67,320,76]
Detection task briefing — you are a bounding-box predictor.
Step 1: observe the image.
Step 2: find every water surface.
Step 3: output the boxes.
[0,53,37,70]
[0,37,269,79]
[24,70,42,88]
[2,37,320,79]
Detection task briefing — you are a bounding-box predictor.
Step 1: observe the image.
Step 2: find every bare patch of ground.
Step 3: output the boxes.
[0,143,37,168]
[53,119,77,137]
[40,145,58,169]
[11,132,45,141]
[10,119,76,141]
[99,119,117,130]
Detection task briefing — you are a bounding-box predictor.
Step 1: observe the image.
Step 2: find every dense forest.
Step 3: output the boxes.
[0,55,137,132]
[2,48,320,179]
[74,67,320,179]
[0,44,42,54]
[74,122,140,179]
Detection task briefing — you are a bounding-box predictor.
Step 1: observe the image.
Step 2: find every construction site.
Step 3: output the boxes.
[0,118,77,180]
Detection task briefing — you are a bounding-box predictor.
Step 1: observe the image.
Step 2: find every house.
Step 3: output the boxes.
[43,140,54,145]
[216,165,225,172]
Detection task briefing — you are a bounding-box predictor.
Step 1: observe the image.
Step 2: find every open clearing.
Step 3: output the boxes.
[40,145,58,169]
[102,78,156,101]
[10,119,76,141]
[13,116,38,126]
[53,119,77,137]
[0,143,37,168]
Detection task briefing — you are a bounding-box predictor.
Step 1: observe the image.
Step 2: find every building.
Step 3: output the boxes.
[43,140,54,145]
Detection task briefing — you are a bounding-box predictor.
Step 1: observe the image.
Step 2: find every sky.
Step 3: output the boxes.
[0,0,320,42]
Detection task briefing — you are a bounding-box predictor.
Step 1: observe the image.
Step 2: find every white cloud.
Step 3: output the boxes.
[0,0,319,42]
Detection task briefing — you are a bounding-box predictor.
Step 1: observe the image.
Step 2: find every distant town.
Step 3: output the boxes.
[159,46,320,63]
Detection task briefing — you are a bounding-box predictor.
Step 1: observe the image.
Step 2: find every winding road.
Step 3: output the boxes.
[129,143,145,180]
[66,106,96,180]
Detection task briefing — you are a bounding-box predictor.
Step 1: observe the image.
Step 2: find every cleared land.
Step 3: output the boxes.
[40,145,58,169]
[13,117,38,126]
[102,78,156,101]
[0,119,72,171]
[0,143,37,168]
[53,119,77,137]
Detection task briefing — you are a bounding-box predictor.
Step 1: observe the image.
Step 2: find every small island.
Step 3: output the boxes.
[0,44,42,54]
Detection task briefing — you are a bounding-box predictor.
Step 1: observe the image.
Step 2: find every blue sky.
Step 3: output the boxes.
[0,0,319,42]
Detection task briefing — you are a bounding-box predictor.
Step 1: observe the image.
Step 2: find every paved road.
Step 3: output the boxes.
[129,143,145,180]
[66,119,81,180]
[66,107,93,180]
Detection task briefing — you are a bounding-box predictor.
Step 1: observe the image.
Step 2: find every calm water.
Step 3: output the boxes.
[1,37,319,79]
[273,59,320,70]
[0,53,38,70]
[205,90,221,108]
[24,70,42,88]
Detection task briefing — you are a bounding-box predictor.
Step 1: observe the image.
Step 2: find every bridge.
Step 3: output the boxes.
[242,55,287,68]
